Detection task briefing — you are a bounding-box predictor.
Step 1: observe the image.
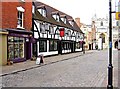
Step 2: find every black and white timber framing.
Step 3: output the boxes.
[32,1,84,57]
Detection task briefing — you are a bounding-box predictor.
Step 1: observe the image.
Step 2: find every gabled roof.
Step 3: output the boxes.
[33,1,83,34]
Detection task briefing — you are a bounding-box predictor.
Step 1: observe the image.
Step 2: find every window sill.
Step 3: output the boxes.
[17,26,25,30]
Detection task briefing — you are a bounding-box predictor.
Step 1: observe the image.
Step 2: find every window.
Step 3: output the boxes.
[17,6,24,28]
[65,29,68,35]
[20,0,25,2]
[61,17,66,24]
[76,33,79,38]
[8,36,24,60]
[116,21,119,26]
[67,30,71,36]
[38,8,47,17]
[101,21,103,26]
[69,20,74,26]
[17,11,24,28]
[49,25,54,34]
[49,40,58,51]
[62,42,70,50]
[40,23,46,34]
[76,42,80,49]
[39,40,47,52]
[52,14,60,22]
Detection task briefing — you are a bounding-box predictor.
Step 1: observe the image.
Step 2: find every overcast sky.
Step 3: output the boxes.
[37,0,119,25]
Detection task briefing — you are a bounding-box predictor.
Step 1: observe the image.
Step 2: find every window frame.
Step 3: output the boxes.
[17,11,24,28]
[38,8,47,17]
[52,14,60,22]
[49,40,58,51]
[39,40,47,52]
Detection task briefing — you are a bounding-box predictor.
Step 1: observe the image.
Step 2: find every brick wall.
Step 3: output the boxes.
[2,1,32,31]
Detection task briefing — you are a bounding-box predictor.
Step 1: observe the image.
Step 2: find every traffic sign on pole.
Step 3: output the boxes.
[116,12,120,20]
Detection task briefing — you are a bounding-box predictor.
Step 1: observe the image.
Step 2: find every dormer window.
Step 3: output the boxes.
[69,20,74,26]
[61,17,67,24]
[38,8,47,17]
[52,14,60,22]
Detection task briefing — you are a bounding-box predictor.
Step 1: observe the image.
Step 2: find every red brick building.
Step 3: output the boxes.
[2,1,32,30]
[1,0,33,64]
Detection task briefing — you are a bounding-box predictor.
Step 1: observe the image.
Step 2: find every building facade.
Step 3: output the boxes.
[92,15,109,50]
[1,0,33,65]
[75,18,96,50]
[32,1,84,57]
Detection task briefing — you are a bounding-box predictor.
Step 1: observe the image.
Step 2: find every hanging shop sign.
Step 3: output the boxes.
[59,28,64,37]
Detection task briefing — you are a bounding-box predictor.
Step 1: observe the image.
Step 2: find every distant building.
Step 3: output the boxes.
[91,15,109,50]
[75,18,96,50]
[92,14,119,50]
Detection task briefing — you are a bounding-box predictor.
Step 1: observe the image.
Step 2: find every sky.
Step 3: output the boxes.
[37,0,119,25]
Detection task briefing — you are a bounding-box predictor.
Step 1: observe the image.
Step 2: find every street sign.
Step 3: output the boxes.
[116,12,120,20]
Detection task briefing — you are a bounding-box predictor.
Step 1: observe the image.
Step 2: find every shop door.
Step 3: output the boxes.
[58,41,62,54]
[26,42,31,60]
[33,42,37,57]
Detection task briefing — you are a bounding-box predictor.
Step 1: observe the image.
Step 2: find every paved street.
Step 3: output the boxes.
[2,50,118,87]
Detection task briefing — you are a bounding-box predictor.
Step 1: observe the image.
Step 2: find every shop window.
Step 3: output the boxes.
[76,42,80,49]
[49,40,58,51]
[8,36,24,60]
[39,40,47,52]
[62,42,70,50]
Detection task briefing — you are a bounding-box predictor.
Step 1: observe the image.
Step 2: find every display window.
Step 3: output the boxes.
[39,40,47,52]
[49,40,58,51]
[8,36,24,60]
[76,42,80,49]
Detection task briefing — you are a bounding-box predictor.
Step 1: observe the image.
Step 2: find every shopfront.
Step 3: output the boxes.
[6,29,33,63]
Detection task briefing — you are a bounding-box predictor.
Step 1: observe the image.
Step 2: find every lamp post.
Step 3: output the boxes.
[107,0,113,89]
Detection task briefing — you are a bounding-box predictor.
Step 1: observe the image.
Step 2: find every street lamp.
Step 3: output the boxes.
[107,0,113,89]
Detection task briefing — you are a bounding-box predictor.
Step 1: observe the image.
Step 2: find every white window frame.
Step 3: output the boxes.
[49,25,54,35]
[52,14,59,22]
[38,8,47,17]
[69,20,74,26]
[61,17,66,24]
[20,0,25,2]
[17,7,25,29]
[40,23,46,34]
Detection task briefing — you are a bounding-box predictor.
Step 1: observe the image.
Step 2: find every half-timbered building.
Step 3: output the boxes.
[32,1,84,57]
